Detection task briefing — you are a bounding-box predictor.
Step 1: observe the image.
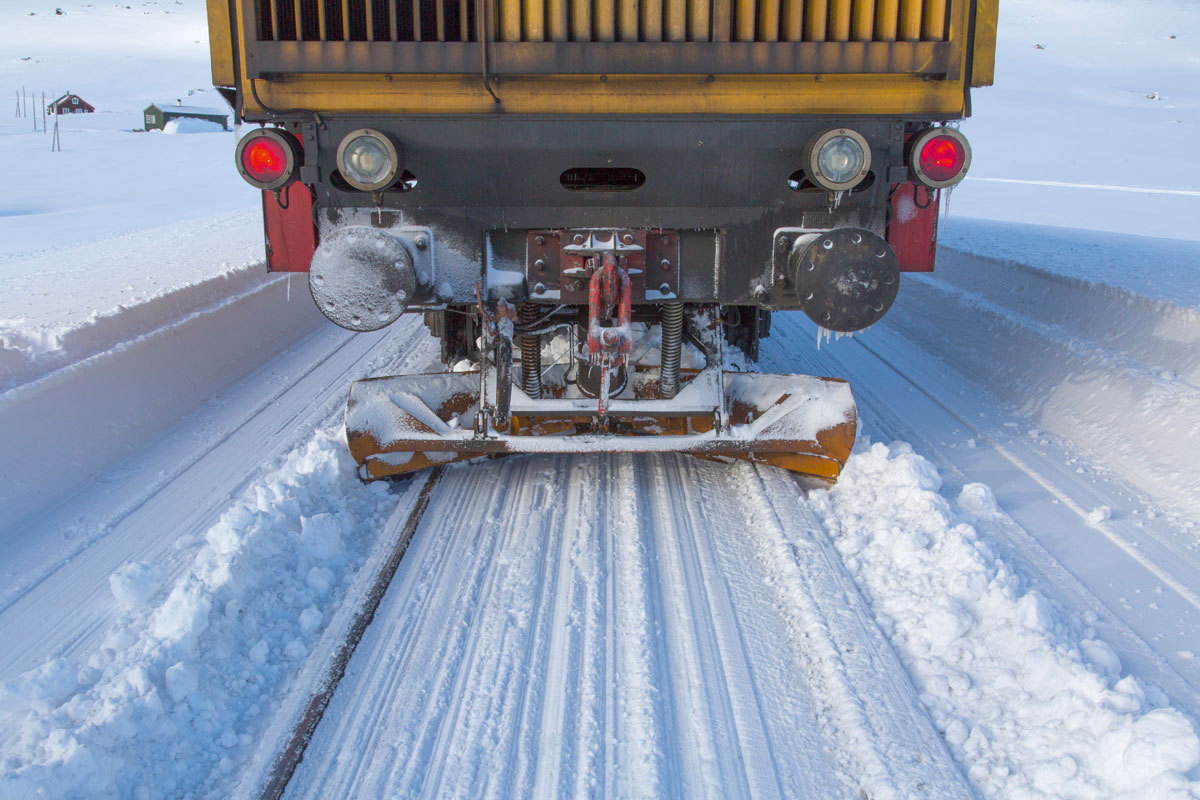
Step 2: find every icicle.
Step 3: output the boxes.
[940,185,954,236]
[825,190,847,213]
[815,325,858,350]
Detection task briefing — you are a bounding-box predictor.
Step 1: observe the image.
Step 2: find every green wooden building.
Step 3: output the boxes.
[143,101,229,132]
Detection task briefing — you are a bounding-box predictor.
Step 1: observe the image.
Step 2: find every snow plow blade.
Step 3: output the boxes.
[345,371,856,483]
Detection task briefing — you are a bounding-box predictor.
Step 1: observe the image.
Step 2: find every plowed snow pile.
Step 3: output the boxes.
[812,443,1200,799]
[0,433,402,799]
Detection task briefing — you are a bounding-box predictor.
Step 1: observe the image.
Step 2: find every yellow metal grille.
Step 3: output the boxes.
[254,0,948,43]
[256,0,477,42]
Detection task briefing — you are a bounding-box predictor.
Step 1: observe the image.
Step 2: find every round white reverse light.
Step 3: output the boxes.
[804,129,871,192]
[337,129,399,192]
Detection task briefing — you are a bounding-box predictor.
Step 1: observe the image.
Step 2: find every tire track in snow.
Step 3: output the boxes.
[417,458,550,799]
[605,455,667,799]
[639,454,765,798]
[368,459,518,796]
[284,452,976,798]
[514,456,588,797]
[527,455,608,799]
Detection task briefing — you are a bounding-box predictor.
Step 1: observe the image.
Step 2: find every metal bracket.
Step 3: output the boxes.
[300,121,321,184]
[768,227,825,304]
[390,226,436,290]
[562,231,645,255]
[527,229,679,306]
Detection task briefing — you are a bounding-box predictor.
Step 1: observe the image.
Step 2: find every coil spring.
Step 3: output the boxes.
[660,301,683,399]
[519,303,542,398]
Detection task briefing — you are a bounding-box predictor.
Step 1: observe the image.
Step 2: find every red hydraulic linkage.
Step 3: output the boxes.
[586,251,633,416]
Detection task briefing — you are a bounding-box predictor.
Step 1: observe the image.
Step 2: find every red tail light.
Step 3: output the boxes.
[909,127,971,189]
[235,129,300,191]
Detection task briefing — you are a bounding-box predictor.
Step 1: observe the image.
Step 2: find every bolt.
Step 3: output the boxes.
[534,282,546,295]
[414,235,428,250]
[534,235,545,246]
[752,284,768,302]
[660,258,671,271]
[850,232,862,244]
[573,233,584,245]
[777,235,790,250]
[534,258,546,271]
[659,282,671,294]
[622,233,634,245]
[822,239,833,250]
[661,236,670,246]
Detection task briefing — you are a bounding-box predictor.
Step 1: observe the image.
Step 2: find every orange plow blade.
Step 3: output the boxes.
[345,370,856,483]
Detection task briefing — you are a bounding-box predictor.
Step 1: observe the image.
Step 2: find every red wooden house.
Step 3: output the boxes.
[47,93,94,115]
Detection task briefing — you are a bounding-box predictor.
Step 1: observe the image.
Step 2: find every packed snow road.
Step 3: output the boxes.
[2,249,1200,799]
[263,454,972,800]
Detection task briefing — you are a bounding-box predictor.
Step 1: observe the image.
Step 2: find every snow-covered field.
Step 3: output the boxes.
[2,0,1199,798]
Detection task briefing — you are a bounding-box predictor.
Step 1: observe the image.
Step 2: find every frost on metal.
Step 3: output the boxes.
[308,226,416,332]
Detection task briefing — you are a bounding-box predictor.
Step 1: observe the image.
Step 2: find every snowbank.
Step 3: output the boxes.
[812,442,1200,799]
[891,246,1200,521]
[162,117,226,135]
[941,218,1200,311]
[0,217,265,393]
[0,432,401,799]
[0,272,326,530]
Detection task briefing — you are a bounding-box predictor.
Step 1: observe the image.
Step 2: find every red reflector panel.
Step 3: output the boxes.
[263,186,317,272]
[242,137,288,185]
[919,136,966,184]
[887,182,939,272]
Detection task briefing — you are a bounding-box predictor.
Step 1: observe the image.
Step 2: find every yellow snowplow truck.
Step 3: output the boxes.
[208,0,996,482]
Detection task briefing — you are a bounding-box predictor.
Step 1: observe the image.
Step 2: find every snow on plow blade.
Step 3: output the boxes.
[345,371,857,483]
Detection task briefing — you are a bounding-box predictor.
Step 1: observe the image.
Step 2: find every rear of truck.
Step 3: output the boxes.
[207,0,997,482]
